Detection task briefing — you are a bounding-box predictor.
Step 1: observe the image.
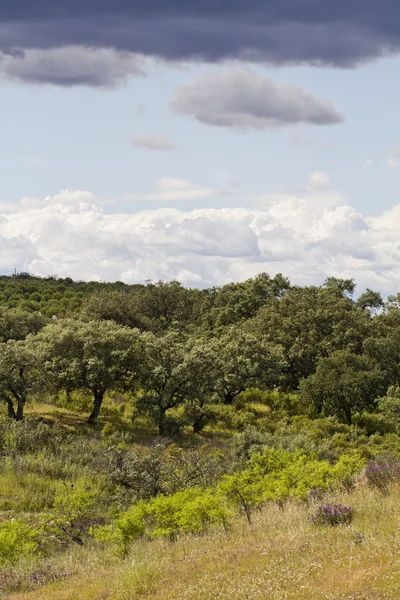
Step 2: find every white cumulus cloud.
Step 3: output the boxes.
[1,185,400,293]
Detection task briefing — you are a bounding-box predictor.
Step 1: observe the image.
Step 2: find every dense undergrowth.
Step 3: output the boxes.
[1,394,400,598]
[5,468,400,599]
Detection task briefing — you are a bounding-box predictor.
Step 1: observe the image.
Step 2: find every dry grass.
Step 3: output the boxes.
[7,483,400,600]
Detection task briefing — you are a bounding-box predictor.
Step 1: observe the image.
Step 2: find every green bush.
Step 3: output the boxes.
[0,416,68,456]
[218,449,364,520]
[207,404,257,431]
[101,448,364,555]
[0,520,40,565]
[378,386,400,433]
[50,477,108,545]
[101,488,233,555]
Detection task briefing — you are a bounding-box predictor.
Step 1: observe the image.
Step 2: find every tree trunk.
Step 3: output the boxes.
[158,407,167,435]
[193,412,206,434]
[4,396,16,419]
[15,399,25,421]
[223,390,237,405]
[343,405,352,425]
[236,490,252,524]
[88,390,105,424]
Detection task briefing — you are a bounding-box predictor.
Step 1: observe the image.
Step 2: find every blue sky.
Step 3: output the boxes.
[1,58,399,214]
[1,1,400,291]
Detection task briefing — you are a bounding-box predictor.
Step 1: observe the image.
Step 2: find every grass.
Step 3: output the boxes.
[6,482,400,600]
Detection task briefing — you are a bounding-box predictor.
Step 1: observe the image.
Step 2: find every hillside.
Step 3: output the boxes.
[1,272,400,598]
[6,465,400,600]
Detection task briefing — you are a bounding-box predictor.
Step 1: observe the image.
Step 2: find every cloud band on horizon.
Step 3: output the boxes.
[2,186,400,295]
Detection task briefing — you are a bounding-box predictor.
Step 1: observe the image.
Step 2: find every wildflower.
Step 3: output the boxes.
[310,503,354,526]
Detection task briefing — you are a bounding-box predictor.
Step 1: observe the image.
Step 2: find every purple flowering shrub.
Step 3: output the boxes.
[365,453,400,494]
[310,503,354,526]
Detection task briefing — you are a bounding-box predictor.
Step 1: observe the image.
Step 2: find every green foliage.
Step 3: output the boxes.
[0,520,40,565]
[0,274,139,317]
[250,283,371,388]
[80,290,152,330]
[377,386,400,432]
[33,319,141,422]
[300,350,384,423]
[212,327,285,404]
[218,448,363,519]
[103,448,363,554]
[0,307,47,342]
[104,487,233,554]
[50,477,107,545]
[137,331,189,435]
[0,340,41,420]
[205,403,258,431]
[200,272,290,329]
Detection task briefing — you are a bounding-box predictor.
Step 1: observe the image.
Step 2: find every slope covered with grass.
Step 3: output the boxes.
[7,482,400,600]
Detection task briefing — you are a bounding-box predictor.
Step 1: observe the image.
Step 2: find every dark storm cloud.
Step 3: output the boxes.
[0,0,399,66]
[172,69,344,130]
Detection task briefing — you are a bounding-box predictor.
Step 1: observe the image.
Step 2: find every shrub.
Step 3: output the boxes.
[102,488,234,555]
[377,387,400,432]
[0,520,40,565]
[0,416,68,456]
[365,452,400,493]
[49,478,108,545]
[162,446,228,494]
[95,445,165,500]
[207,404,257,431]
[310,504,354,526]
[230,427,273,465]
[160,415,183,437]
[220,448,363,510]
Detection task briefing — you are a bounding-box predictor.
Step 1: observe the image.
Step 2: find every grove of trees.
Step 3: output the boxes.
[0,272,399,427]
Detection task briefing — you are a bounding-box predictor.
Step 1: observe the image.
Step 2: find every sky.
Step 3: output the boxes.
[1,1,400,293]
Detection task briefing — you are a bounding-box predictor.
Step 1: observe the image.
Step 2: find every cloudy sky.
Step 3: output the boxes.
[1,0,400,293]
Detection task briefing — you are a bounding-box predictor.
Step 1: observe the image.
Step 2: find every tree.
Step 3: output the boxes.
[210,327,285,405]
[137,331,189,435]
[80,290,152,331]
[139,280,203,332]
[34,319,141,423]
[323,277,356,298]
[0,308,47,343]
[377,386,400,432]
[180,338,222,433]
[0,340,40,420]
[250,284,371,388]
[300,349,384,424]
[363,306,400,389]
[356,289,383,315]
[200,272,291,330]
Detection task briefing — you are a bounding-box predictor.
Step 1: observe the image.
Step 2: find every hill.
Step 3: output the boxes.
[0,271,400,598]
